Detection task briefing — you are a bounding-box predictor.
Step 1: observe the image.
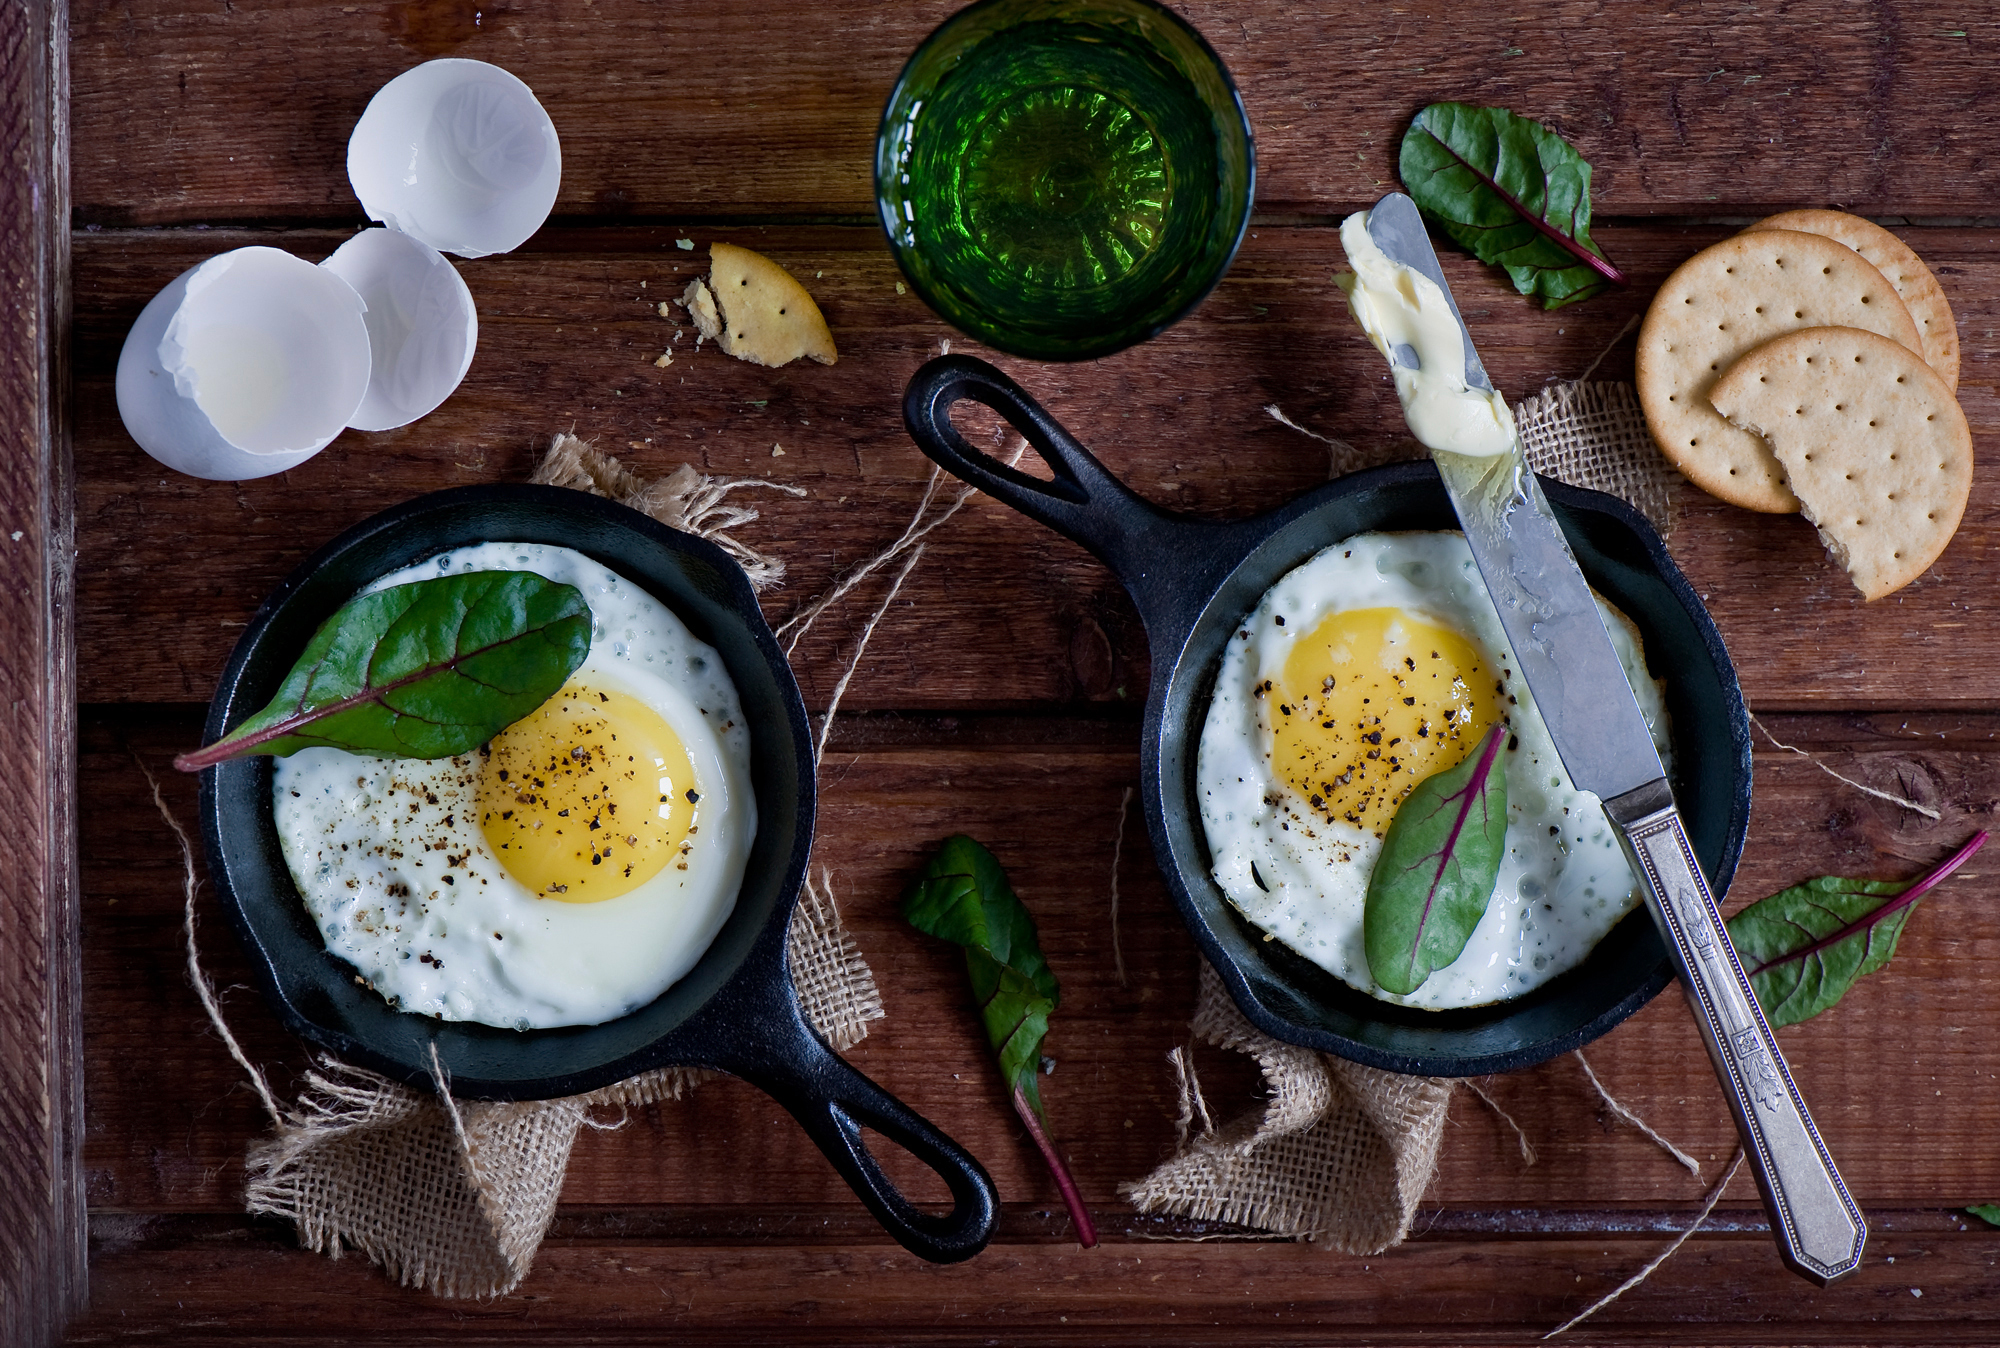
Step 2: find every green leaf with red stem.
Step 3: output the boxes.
[1399,102,1626,310]
[1364,722,1511,996]
[175,570,592,772]
[902,835,1094,1246]
[1727,830,1988,1029]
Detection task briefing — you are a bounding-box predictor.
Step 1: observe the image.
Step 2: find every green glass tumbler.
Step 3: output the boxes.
[876,0,1255,362]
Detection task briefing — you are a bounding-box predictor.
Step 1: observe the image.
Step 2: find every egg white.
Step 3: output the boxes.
[272,541,756,1030]
[1196,531,1671,1010]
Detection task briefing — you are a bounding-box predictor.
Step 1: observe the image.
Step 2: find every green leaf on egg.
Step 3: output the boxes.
[1398,102,1625,309]
[174,569,593,772]
[1364,722,1510,996]
[902,835,1096,1248]
[1725,830,1986,1029]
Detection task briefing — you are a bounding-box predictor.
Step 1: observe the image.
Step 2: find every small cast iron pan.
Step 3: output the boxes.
[196,483,997,1264]
[904,357,1753,1077]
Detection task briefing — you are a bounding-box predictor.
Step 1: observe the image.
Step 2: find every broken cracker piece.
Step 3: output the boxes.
[681,242,836,368]
[1709,326,1971,600]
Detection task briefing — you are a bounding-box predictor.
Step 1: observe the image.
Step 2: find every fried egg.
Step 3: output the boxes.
[272,541,755,1030]
[1196,531,1670,1010]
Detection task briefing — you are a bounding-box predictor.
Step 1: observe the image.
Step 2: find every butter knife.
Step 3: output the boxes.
[1362,191,1866,1285]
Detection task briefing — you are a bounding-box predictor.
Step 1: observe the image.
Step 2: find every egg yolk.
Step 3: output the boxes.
[476,682,698,903]
[1267,607,1500,837]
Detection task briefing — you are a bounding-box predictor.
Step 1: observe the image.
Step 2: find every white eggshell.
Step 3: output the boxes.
[115,246,372,481]
[347,58,561,259]
[321,228,479,431]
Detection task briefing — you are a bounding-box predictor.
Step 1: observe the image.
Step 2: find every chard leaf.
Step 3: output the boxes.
[1967,1205,2000,1228]
[1364,723,1510,996]
[1399,102,1625,310]
[1726,830,1987,1029]
[175,570,593,772]
[903,835,1095,1247]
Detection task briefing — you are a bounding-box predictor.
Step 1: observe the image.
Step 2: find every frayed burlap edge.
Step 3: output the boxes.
[530,431,805,588]
[1122,963,1453,1254]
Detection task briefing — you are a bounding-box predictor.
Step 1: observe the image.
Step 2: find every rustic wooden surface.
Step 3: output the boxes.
[45,0,2000,1343]
[1,2,83,1345]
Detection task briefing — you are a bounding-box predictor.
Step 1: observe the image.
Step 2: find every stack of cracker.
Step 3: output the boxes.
[1636,210,1969,599]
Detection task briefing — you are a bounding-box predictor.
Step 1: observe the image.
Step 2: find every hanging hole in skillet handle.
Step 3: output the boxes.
[903,355,1167,569]
[724,1019,1000,1263]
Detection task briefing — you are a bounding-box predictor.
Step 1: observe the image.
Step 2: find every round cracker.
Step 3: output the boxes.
[1636,230,1923,513]
[1743,209,1959,391]
[1708,327,1971,600]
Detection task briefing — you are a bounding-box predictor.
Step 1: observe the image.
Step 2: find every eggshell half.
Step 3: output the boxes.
[321,228,479,431]
[347,58,562,259]
[115,246,372,481]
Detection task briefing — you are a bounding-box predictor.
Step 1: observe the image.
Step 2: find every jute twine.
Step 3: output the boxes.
[1129,381,1707,1281]
[177,436,886,1298]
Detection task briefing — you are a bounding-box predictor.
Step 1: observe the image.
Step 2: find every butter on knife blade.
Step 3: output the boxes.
[1335,212,1514,457]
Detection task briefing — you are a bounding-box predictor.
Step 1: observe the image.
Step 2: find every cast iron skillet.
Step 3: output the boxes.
[196,483,997,1263]
[904,356,1753,1076]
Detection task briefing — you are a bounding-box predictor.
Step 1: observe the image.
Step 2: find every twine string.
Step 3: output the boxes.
[1544,1147,1746,1338]
[141,755,283,1127]
[1574,1050,1702,1178]
[1465,1078,1537,1165]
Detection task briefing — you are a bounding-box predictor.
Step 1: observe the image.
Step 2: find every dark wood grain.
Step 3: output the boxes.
[1,3,82,1346]
[63,1223,2000,1345]
[58,1,2000,1341]
[67,0,2000,224]
[69,222,2000,711]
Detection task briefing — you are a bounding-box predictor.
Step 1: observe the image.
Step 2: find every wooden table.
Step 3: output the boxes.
[8,1,2000,1341]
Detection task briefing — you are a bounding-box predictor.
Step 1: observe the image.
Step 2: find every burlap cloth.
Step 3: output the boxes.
[230,436,879,1298]
[1123,380,1679,1253]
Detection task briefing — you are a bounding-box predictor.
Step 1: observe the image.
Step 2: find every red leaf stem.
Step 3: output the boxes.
[1744,829,1988,979]
[1402,723,1508,988]
[1411,120,1628,288]
[1012,1085,1097,1249]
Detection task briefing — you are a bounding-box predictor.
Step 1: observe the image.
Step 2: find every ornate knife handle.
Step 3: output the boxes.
[1605,781,1867,1286]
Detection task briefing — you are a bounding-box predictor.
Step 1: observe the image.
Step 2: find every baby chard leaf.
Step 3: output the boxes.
[1365,723,1509,996]
[903,835,1095,1247]
[175,570,593,772]
[1399,102,1625,310]
[1727,830,1987,1029]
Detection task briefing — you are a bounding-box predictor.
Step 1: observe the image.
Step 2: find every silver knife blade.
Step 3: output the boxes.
[1363,192,1664,804]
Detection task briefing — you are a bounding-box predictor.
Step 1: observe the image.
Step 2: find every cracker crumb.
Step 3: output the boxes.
[895,281,906,294]
[654,351,673,368]
[676,238,695,250]
[771,444,786,457]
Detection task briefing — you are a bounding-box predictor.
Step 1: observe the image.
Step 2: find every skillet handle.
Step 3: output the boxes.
[714,1009,1000,1264]
[903,355,1174,577]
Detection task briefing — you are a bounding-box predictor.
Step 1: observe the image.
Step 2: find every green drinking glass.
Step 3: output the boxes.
[876,0,1255,362]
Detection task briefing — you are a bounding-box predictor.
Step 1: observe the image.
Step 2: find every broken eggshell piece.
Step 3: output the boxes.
[347,58,561,259]
[321,227,478,431]
[115,246,372,481]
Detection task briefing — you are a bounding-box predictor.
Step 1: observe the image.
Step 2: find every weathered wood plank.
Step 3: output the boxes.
[63,1225,2000,1345]
[68,0,2000,223]
[71,222,2000,710]
[84,709,2000,1222]
[0,3,82,1346]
